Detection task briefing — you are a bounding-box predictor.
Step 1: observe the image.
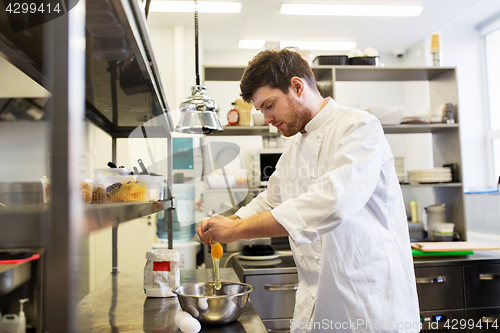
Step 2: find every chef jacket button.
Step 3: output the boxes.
[314,255,319,260]
[299,253,303,258]
[312,293,316,299]
[295,142,298,145]
[307,288,310,292]
[317,133,322,138]
[309,174,315,179]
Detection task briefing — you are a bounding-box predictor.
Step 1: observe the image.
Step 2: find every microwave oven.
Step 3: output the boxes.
[255,148,283,187]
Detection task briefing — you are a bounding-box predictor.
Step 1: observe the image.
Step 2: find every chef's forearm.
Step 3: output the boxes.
[235,211,289,240]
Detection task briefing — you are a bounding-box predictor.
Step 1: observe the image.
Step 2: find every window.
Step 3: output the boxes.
[483,21,500,184]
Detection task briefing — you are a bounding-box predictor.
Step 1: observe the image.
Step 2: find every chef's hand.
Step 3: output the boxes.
[197,214,240,245]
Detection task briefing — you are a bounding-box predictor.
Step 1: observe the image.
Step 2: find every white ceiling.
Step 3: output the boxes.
[146,0,500,54]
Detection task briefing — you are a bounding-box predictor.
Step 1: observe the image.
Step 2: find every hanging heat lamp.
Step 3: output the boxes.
[175,0,223,134]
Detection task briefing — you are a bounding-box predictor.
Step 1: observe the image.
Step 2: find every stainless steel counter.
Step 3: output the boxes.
[77,268,267,332]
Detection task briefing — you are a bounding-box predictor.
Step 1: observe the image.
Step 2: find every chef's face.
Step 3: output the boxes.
[252,84,309,137]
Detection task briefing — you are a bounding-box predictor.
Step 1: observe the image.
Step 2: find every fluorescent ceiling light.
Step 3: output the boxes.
[280,4,423,17]
[150,1,241,13]
[238,40,266,49]
[280,41,356,51]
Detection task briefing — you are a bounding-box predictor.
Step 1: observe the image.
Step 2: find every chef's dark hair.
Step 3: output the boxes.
[240,47,318,103]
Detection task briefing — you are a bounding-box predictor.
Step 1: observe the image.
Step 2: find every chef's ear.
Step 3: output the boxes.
[290,77,304,97]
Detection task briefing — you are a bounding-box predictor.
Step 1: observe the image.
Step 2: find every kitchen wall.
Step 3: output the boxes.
[403,2,496,190]
[401,2,500,243]
[0,56,50,98]
[0,121,50,182]
[0,57,51,182]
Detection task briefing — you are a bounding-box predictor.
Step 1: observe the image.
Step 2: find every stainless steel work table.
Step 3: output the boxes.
[77,268,267,332]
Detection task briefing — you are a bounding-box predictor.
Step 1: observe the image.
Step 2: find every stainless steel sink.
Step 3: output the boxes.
[0,262,31,294]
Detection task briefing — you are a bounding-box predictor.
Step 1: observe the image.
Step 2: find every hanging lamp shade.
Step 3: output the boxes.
[175,85,223,134]
[174,0,223,134]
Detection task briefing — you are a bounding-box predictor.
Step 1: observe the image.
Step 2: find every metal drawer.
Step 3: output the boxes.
[0,261,31,294]
[263,319,292,333]
[420,309,465,333]
[246,273,298,320]
[464,264,500,308]
[465,308,500,332]
[415,266,463,311]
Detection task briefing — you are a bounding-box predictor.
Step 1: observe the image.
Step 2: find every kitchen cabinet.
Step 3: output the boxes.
[233,255,298,332]
[204,65,466,240]
[0,0,175,331]
[414,253,500,332]
[415,266,464,311]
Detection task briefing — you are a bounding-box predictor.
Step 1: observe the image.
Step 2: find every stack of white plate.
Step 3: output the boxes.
[407,167,452,183]
[394,157,406,183]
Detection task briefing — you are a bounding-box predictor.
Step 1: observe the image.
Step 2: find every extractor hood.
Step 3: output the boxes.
[0,0,174,135]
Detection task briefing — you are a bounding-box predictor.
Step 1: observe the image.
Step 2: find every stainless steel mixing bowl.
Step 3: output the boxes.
[172,281,255,324]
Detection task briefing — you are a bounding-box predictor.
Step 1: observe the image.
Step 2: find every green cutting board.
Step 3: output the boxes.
[412,248,474,257]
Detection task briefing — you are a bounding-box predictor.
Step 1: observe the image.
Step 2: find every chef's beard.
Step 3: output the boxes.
[279,94,311,137]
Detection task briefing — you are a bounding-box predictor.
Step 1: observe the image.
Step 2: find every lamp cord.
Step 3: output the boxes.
[145,0,151,19]
[195,0,201,86]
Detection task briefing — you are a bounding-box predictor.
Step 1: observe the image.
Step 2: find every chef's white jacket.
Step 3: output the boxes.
[236,99,420,332]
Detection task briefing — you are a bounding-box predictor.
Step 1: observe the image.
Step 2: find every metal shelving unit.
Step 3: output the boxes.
[0,0,175,330]
[203,65,466,240]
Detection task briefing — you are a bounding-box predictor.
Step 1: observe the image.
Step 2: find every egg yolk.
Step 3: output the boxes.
[211,243,223,259]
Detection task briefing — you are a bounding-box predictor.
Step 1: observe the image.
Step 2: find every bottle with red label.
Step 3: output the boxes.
[227,102,239,126]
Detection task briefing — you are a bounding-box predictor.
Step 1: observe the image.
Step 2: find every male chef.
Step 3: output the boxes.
[198,48,420,333]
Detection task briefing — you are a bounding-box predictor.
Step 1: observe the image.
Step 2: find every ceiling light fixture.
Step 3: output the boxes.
[280,40,357,51]
[150,1,241,13]
[280,4,423,17]
[175,0,223,134]
[238,40,266,49]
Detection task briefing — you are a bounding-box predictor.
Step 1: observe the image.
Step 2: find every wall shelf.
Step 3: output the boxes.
[0,201,170,244]
[400,182,463,188]
[208,126,281,136]
[383,124,459,134]
[330,66,456,82]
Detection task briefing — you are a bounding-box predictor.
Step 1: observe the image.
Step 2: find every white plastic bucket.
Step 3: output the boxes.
[153,241,201,270]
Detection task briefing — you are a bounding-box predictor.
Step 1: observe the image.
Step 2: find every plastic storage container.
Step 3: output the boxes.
[91,179,105,203]
[81,179,93,203]
[313,55,348,65]
[150,176,166,202]
[40,177,94,203]
[103,175,151,202]
[348,56,379,66]
[430,222,455,241]
[152,241,201,270]
[157,183,196,242]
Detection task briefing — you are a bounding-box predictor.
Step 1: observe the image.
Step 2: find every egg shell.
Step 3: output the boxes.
[186,305,199,318]
[179,316,201,333]
[174,311,192,326]
[198,297,208,310]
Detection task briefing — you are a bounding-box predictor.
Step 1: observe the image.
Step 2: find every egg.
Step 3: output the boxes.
[198,297,208,310]
[174,311,192,326]
[186,305,199,318]
[179,316,201,333]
